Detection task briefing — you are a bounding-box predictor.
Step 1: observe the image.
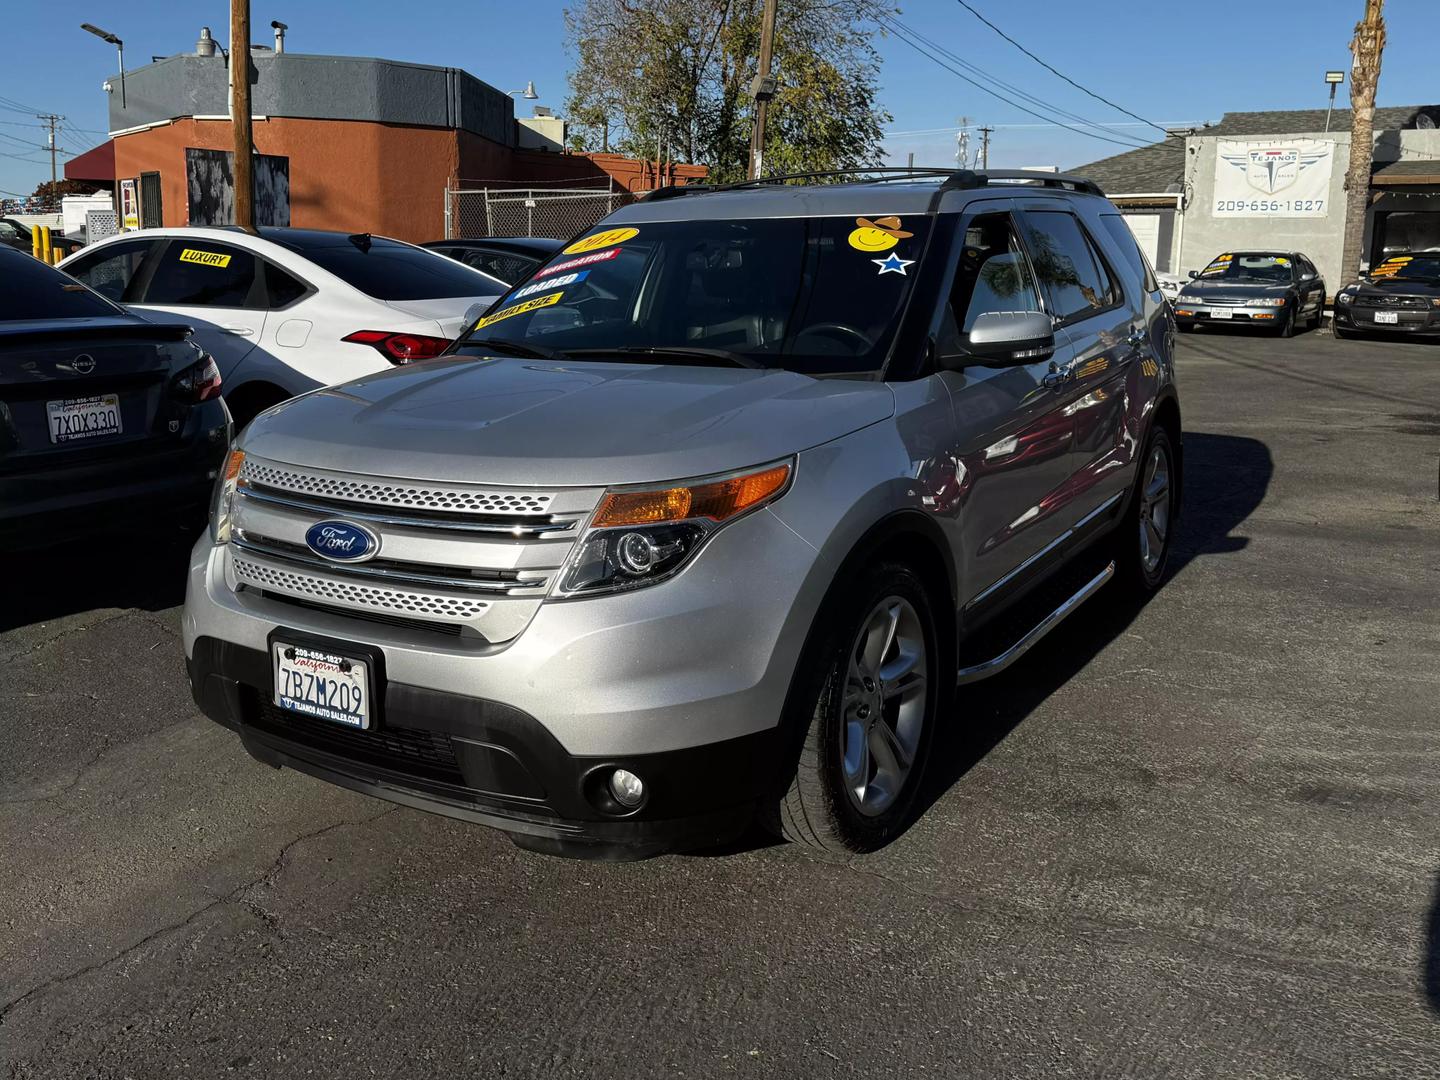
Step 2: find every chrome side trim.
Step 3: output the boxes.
[230,536,547,594]
[237,484,575,537]
[966,530,1070,610]
[956,562,1114,686]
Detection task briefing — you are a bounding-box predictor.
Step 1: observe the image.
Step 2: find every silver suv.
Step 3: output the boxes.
[184,170,1181,859]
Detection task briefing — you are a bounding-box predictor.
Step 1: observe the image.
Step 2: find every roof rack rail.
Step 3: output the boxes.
[639,166,1105,201]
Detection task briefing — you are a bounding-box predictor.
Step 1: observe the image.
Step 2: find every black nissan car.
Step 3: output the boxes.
[0,247,231,548]
[1333,253,1440,338]
[1173,251,1327,337]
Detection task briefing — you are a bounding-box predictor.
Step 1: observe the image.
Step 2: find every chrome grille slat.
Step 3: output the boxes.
[239,460,556,515]
[232,536,548,595]
[233,558,492,622]
[236,485,575,537]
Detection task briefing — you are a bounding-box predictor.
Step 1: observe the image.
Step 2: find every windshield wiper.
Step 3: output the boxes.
[459,336,564,360]
[568,346,765,369]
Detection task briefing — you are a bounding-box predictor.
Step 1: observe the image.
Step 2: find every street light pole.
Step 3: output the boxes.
[80,24,126,109]
[231,0,255,227]
[1324,70,1345,133]
[746,0,778,180]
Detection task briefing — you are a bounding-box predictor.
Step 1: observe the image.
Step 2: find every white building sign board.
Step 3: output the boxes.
[1212,139,1334,218]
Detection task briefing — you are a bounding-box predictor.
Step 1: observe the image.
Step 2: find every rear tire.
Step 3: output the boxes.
[768,562,942,856]
[1115,424,1178,595]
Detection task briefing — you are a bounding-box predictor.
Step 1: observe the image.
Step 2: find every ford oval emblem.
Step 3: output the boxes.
[305,520,379,563]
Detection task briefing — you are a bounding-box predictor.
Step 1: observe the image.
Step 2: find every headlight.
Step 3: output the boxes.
[1246,297,1287,307]
[556,460,793,597]
[1337,289,1355,305]
[209,449,245,544]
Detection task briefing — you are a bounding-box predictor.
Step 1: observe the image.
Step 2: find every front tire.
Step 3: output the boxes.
[1278,307,1295,337]
[1116,425,1178,594]
[769,563,942,855]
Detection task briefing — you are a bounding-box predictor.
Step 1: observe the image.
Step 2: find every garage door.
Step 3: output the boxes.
[1122,213,1162,270]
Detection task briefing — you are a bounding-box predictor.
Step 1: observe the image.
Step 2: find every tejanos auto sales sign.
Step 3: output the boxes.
[1212,139,1334,218]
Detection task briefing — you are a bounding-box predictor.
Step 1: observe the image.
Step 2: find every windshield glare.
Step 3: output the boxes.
[452,215,932,375]
[1370,254,1440,284]
[1196,253,1294,284]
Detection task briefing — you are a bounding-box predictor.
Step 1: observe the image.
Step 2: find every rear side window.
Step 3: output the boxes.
[1,251,122,320]
[461,249,542,286]
[1100,214,1159,294]
[265,262,309,308]
[63,239,157,302]
[1023,211,1117,322]
[279,235,501,300]
[143,241,261,308]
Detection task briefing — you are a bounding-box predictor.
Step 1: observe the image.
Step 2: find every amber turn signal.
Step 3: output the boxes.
[592,463,792,528]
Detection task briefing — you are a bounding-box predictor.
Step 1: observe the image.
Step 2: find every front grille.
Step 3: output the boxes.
[244,588,466,638]
[1355,294,1430,309]
[240,460,554,515]
[248,695,465,785]
[1197,297,1249,307]
[233,556,491,622]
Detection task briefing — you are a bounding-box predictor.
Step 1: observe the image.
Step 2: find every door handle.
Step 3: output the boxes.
[1041,366,1069,389]
[220,324,254,335]
[1127,329,1147,348]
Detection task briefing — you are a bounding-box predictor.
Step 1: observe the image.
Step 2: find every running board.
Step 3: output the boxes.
[955,561,1115,685]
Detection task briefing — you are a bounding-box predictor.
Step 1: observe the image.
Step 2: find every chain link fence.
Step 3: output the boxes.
[445,186,645,240]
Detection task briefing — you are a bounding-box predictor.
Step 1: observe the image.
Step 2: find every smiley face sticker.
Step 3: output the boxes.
[847,216,913,253]
[563,227,639,255]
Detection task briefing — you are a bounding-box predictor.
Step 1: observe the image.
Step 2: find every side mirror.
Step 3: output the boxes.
[949,311,1056,368]
[1300,271,1315,281]
[1187,269,1200,279]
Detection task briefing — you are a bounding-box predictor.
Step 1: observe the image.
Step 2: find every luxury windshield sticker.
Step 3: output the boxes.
[178,248,233,268]
[511,269,588,301]
[847,216,912,253]
[535,247,621,278]
[473,290,564,330]
[562,227,639,255]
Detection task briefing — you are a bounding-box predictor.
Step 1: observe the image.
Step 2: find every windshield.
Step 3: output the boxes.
[1369,253,1440,284]
[451,214,933,375]
[1196,253,1295,284]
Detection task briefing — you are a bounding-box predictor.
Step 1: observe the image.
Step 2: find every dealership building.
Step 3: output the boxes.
[1077,105,1440,289]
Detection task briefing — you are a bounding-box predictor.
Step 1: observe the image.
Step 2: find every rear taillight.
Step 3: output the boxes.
[342,330,452,364]
[174,354,223,402]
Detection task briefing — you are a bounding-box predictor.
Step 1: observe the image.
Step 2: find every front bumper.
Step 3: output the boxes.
[182,504,829,858]
[1332,306,1440,334]
[1172,303,1285,327]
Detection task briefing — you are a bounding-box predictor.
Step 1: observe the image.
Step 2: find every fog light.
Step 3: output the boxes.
[609,768,645,808]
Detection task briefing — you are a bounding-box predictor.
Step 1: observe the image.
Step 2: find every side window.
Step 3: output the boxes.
[463,250,540,285]
[1023,210,1117,323]
[265,262,309,308]
[0,221,20,243]
[1099,214,1159,295]
[937,212,1043,358]
[62,240,157,302]
[142,241,260,308]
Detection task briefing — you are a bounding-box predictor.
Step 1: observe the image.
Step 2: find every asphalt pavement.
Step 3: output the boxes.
[3,325,1439,1078]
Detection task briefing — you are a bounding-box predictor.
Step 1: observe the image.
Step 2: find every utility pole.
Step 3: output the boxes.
[230,0,255,227]
[36,114,64,194]
[746,0,779,180]
[1340,0,1385,281]
[978,126,993,169]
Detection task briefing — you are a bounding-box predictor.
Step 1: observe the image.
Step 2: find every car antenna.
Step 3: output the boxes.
[349,232,372,252]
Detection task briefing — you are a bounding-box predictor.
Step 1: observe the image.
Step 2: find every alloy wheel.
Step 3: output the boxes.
[1138,443,1172,574]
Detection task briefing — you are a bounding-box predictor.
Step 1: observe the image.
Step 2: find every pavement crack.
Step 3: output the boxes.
[0,611,136,666]
[0,806,398,1029]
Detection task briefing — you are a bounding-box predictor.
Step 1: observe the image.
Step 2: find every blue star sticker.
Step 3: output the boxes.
[873,252,914,276]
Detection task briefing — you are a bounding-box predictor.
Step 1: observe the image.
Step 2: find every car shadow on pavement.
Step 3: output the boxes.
[1,526,198,633]
[1426,873,1440,1014]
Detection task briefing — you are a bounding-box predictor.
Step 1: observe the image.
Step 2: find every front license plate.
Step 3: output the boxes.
[1373,310,1399,325]
[1210,308,1233,320]
[272,641,372,729]
[46,394,121,444]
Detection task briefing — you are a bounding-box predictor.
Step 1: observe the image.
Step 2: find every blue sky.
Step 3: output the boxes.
[2,0,1439,198]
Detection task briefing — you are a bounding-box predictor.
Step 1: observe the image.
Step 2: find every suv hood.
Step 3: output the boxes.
[243,356,894,487]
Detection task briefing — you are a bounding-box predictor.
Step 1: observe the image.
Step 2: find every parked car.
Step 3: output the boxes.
[1333,253,1440,338]
[1173,251,1326,336]
[59,228,507,429]
[1155,271,1186,300]
[183,170,1182,860]
[0,246,230,548]
[0,216,83,257]
[422,237,564,286]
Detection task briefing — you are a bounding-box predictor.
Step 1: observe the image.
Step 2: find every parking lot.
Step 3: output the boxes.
[2,327,1437,1078]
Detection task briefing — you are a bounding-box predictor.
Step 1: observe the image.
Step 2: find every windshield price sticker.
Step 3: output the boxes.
[512,269,588,301]
[535,247,621,278]
[178,248,233,268]
[474,290,564,330]
[563,227,639,255]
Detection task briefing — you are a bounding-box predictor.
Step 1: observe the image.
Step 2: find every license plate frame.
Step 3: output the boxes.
[1373,310,1400,325]
[1210,308,1233,320]
[46,393,122,444]
[268,630,384,730]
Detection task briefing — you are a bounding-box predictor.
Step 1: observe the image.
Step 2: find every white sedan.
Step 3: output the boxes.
[59,227,506,427]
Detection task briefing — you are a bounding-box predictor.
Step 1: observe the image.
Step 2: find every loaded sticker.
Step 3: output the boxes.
[179,248,232,268]
[511,269,588,301]
[847,215,912,253]
[563,227,639,255]
[872,252,915,275]
[473,290,564,330]
[535,247,622,278]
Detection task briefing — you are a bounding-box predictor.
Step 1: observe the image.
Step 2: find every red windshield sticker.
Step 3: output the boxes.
[535,247,622,278]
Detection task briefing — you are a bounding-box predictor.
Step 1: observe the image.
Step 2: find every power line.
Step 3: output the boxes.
[951,0,1169,136]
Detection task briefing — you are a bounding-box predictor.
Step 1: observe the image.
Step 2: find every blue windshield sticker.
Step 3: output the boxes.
[512,269,588,301]
[872,252,915,276]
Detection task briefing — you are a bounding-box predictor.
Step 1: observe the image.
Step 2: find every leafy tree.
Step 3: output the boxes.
[564,0,891,182]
